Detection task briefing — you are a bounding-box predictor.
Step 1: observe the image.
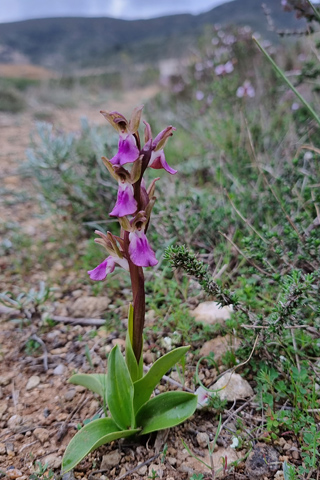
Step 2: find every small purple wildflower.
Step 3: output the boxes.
[88,255,129,281]
[196,90,205,101]
[236,80,255,98]
[215,60,234,76]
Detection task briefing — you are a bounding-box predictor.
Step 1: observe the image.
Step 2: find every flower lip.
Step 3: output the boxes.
[110,134,140,166]
[149,150,177,175]
[109,181,137,217]
[129,229,158,267]
[87,256,116,281]
[88,254,129,281]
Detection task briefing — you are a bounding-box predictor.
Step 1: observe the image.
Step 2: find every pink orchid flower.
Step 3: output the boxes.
[100,106,143,166]
[88,255,129,281]
[144,123,177,175]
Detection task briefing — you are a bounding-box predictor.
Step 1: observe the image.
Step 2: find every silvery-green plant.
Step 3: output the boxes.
[0,281,54,321]
[62,106,197,473]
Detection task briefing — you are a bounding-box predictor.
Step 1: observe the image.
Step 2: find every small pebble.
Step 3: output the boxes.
[6,468,23,479]
[100,451,121,468]
[26,376,40,391]
[34,427,50,443]
[291,449,300,460]
[53,364,65,375]
[196,432,209,448]
[137,465,147,475]
[64,389,76,401]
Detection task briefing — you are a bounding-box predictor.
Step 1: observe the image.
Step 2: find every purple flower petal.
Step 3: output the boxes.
[149,150,177,175]
[152,126,175,151]
[129,230,158,267]
[110,182,137,217]
[87,256,116,281]
[110,134,139,166]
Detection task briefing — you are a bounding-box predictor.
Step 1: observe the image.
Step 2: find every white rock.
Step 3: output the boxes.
[137,465,147,475]
[190,302,233,325]
[53,364,65,375]
[212,372,253,401]
[26,376,40,391]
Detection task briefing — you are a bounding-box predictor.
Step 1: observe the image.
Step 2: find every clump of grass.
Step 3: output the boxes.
[0,87,25,112]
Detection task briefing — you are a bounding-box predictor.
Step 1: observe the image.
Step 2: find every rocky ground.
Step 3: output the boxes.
[0,90,306,480]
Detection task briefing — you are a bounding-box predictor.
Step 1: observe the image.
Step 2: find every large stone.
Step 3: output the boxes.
[190,302,233,325]
[69,296,110,318]
[212,372,253,401]
[245,444,279,479]
[199,335,241,364]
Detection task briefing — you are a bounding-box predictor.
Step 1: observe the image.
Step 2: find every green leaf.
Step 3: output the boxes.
[136,391,197,435]
[107,345,135,430]
[62,417,138,473]
[133,346,190,413]
[128,303,134,345]
[69,373,107,399]
[125,330,143,383]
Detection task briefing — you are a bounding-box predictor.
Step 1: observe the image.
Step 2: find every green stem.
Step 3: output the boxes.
[306,0,320,23]
[253,36,320,128]
[124,230,145,363]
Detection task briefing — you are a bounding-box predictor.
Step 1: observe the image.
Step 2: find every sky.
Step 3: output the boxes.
[0,0,232,23]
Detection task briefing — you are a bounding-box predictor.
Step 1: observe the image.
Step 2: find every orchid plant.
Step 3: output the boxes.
[62,106,197,473]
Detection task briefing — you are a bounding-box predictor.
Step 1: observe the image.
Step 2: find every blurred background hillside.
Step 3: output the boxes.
[0,0,305,84]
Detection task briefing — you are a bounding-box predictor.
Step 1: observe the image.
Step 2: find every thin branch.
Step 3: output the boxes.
[0,305,106,326]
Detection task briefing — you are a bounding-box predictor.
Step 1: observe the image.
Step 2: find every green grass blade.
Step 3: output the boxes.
[253,36,320,128]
